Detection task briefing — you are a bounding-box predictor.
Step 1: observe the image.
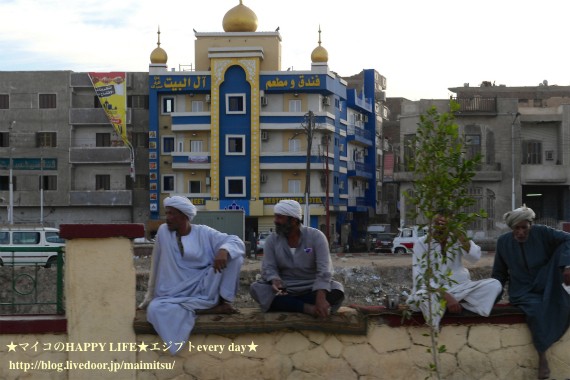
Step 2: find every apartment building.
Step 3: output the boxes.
[0,71,149,226]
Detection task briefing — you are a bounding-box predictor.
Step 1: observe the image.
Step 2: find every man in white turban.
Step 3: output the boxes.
[250,200,344,318]
[139,196,245,354]
[492,205,570,379]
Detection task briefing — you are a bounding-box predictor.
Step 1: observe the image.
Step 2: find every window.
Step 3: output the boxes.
[189,180,201,194]
[0,132,9,147]
[46,232,64,244]
[289,99,301,112]
[403,134,416,169]
[288,179,301,194]
[127,95,149,109]
[0,232,9,244]
[0,94,8,109]
[163,175,175,192]
[40,175,57,190]
[96,175,110,190]
[225,176,245,197]
[192,101,204,112]
[162,97,175,114]
[464,134,481,161]
[131,132,149,148]
[226,94,245,114]
[39,94,56,109]
[522,140,542,164]
[13,232,40,244]
[126,175,149,190]
[190,140,203,152]
[36,132,57,147]
[226,135,245,155]
[162,136,175,154]
[289,138,301,152]
[96,133,111,147]
[0,176,16,191]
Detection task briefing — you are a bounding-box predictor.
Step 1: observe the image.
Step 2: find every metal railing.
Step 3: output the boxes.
[0,247,64,315]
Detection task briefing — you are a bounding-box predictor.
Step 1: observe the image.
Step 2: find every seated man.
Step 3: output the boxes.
[250,200,344,318]
[139,196,244,354]
[406,212,502,330]
[492,205,570,379]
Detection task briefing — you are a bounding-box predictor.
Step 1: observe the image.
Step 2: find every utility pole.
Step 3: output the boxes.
[511,112,521,210]
[302,111,316,227]
[8,121,15,225]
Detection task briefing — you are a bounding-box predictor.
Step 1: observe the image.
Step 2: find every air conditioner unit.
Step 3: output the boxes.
[261,131,269,141]
[205,176,211,186]
[339,181,345,190]
[346,212,353,221]
[363,115,369,123]
[260,174,268,183]
[261,96,268,106]
[363,149,368,157]
[339,144,344,153]
[365,182,369,190]
[205,94,211,103]
[322,96,330,106]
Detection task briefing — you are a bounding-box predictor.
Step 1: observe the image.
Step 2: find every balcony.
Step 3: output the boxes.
[347,161,373,179]
[171,153,211,170]
[394,162,503,182]
[346,125,373,146]
[70,147,131,164]
[452,97,497,116]
[522,164,568,183]
[69,108,132,125]
[69,190,132,206]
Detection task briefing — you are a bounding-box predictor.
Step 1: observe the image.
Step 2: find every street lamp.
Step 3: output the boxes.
[511,112,520,210]
[292,111,317,226]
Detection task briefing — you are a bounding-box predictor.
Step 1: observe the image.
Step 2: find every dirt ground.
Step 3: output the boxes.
[134,251,497,309]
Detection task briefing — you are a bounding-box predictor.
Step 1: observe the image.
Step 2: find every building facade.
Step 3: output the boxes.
[147,2,384,245]
[0,71,150,226]
[395,81,570,235]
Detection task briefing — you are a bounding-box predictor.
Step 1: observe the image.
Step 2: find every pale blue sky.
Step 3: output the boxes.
[0,0,568,100]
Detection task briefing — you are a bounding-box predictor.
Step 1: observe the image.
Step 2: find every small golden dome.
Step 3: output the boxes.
[311,26,328,63]
[150,27,168,64]
[223,0,258,32]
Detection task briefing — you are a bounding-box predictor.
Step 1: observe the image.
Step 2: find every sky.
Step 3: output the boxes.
[1,0,569,100]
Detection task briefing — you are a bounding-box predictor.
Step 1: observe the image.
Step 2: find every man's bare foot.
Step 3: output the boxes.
[538,352,550,379]
[303,303,317,317]
[196,302,239,315]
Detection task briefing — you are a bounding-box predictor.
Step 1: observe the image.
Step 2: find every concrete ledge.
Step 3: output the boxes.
[0,315,67,334]
[60,223,145,239]
[350,303,527,327]
[134,306,368,336]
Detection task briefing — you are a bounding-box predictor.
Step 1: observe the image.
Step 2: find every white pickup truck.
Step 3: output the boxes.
[391,226,427,254]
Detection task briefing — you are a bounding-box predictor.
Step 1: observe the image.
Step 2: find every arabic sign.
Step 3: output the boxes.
[150,75,210,92]
[261,75,324,91]
[0,158,57,170]
[263,197,323,205]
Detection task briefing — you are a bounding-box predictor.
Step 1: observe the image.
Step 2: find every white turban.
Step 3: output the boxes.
[274,200,303,221]
[164,196,197,221]
[503,205,535,229]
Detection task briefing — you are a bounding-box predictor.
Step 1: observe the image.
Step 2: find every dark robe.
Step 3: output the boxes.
[492,224,570,352]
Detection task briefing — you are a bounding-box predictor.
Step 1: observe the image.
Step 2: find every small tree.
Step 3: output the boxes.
[404,101,485,378]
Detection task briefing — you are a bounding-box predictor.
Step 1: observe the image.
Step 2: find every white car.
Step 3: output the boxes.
[256,232,271,254]
[391,226,427,254]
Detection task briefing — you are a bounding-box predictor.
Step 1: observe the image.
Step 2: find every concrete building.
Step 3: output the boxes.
[395,81,570,235]
[0,71,149,226]
[147,1,385,245]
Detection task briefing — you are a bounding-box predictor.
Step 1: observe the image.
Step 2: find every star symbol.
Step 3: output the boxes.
[247,341,258,352]
[138,341,148,352]
[7,342,17,352]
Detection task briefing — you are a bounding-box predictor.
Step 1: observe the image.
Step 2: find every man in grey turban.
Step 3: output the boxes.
[139,196,245,354]
[492,205,570,379]
[250,199,344,318]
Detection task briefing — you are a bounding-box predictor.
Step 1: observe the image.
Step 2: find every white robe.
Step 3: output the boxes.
[407,236,502,330]
[139,223,244,354]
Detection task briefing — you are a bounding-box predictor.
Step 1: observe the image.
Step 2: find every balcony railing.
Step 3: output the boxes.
[452,97,497,115]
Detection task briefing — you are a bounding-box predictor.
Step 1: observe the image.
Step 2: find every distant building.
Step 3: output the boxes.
[146,1,385,244]
[0,71,149,226]
[395,81,570,234]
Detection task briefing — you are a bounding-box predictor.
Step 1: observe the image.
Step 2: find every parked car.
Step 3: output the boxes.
[391,226,427,254]
[372,233,397,253]
[0,226,65,267]
[256,232,271,254]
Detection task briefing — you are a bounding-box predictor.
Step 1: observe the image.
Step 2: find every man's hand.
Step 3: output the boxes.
[213,249,229,273]
[563,267,570,286]
[314,290,331,319]
[271,279,287,295]
[444,292,462,314]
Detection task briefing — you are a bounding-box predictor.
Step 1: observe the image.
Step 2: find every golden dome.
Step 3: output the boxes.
[311,26,328,63]
[150,27,168,64]
[223,0,258,32]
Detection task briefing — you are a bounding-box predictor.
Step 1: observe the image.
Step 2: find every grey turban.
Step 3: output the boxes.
[274,200,303,221]
[503,205,535,229]
[164,196,197,221]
